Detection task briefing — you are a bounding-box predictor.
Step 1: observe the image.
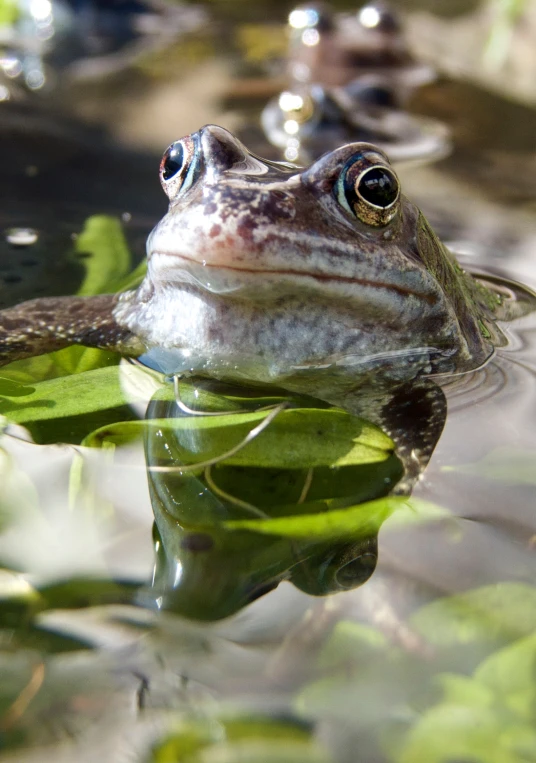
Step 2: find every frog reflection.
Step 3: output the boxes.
[1,126,534,616]
[142,378,439,622]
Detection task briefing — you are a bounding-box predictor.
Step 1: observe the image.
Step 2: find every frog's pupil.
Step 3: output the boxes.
[162,143,184,181]
[357,167,398,208]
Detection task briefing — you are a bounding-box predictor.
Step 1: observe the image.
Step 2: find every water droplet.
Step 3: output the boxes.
[122,212,132,223]
[5,228,39,247]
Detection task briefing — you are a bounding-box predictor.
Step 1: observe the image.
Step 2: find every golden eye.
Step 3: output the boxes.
[159,135,200,200]
[336,151,400,227]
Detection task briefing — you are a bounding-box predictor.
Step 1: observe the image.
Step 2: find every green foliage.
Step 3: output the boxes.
[0,366,133,424]
[224,497,444,541]
[0,216,150,442]
[293,581,536,763]
[410,583,536,650]
[151,716,331,763]
[83,407,394,468]
[0,215,144,389]
[0,0,19,26]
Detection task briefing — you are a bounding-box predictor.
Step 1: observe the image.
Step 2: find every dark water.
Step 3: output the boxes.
[1,2,536,762]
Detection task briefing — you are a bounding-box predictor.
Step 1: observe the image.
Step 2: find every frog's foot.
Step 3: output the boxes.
[0,294,145,366]
[375,379,447,494]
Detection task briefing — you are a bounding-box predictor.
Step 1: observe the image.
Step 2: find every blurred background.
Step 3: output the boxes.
[1,3,536,762]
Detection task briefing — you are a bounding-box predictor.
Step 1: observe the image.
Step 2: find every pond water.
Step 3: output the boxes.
[1,2,536,762]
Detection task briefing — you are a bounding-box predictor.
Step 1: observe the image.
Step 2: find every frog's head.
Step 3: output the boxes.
[115,125,497,387]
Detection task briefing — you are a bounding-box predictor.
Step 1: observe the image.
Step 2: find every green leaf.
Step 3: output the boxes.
[0,366,136,423]
[111,257,147,292]
[0,347,122,385]
[75,215,132,296]
[474,633,536,722]
[223,497,433,540]
[316,621,388,672]
[395,703,536,763]
[0,0,19,26]
[411,583,536,649]
[0,376,35,397]
[83,407,393,469]
[444,447,536,485]
[209,456,402,511]
[37,578,139,611]
[151,717,330,763]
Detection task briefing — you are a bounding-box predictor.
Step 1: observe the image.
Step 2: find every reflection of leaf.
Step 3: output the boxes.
[444,447,536,485]
[438,673,494,708]
[395,632,536,763]
[84,407,394,469]
[474,632,536,722]
[411,583,536,649]
[317,621,388,672]
[224,497,440,541]
[152,716,331,763]
[396,703,535,763]
[212,456,403,510]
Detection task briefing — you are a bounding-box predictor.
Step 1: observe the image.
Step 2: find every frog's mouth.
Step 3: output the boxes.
[149,251,437,305]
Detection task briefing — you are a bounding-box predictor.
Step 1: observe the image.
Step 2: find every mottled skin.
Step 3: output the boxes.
[0,125,529,486]
[113,125,504,389]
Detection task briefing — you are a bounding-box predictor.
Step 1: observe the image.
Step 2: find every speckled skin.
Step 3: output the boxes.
[0,124,526,486]
[113,125,501,391]
[0,124,512,390]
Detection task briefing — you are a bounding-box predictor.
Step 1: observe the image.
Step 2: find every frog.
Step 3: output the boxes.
[260,80,449,165]
[0,125,532,485]
[286,1,434,94]
[261,3,443,165]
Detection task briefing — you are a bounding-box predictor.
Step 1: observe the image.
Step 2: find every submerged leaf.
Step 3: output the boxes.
[396,703,536,763]
[474,632,536,712]
[84,407,394,469]
[411,583,536,649]
[223,497,436,540]
[151,716,330,763]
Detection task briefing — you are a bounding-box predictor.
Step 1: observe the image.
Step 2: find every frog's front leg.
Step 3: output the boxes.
[0,294,145,366]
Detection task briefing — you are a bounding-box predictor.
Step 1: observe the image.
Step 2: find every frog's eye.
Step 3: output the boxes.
[159,136,200,200]
[335,152,400,227]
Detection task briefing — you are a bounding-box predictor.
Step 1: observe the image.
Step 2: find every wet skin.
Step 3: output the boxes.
[3,124,533,621]
[0,125,530,476]
[104,127,508,383]
[0,125,521,384]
